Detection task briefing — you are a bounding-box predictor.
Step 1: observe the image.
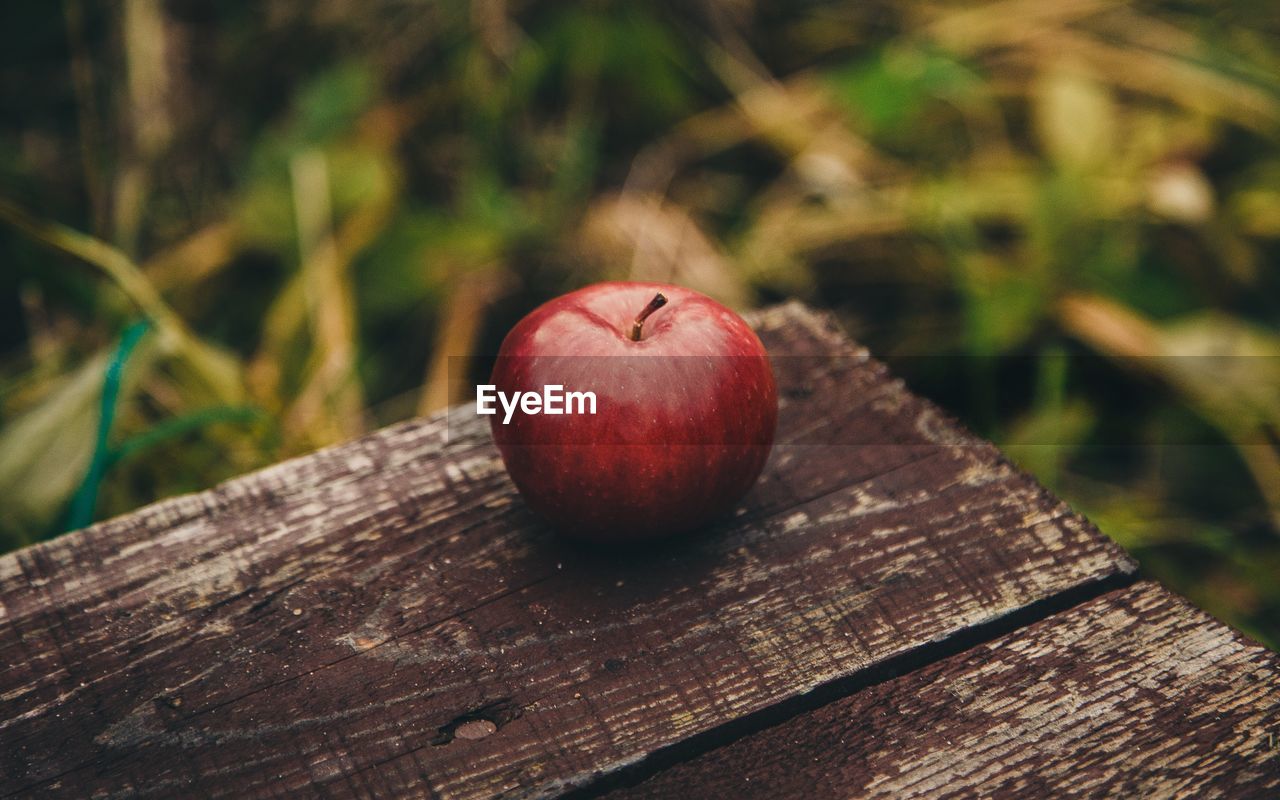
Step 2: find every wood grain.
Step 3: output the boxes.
[605,581,1280,799]
[0,303,1135,799]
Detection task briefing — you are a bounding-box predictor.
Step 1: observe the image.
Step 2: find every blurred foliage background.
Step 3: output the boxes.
[1,0,1278,646]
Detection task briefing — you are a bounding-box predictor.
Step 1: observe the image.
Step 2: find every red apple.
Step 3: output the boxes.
[486,282,777,542]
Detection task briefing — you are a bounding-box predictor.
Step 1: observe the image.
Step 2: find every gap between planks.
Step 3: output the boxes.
[558,568,1139,800]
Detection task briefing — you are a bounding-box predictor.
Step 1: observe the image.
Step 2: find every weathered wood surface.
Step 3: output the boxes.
[606,581,1280,799]
[0,302,1137,798]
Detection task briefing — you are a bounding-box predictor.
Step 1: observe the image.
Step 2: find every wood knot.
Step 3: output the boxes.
[431,698,521,746]
[454,720,497,740]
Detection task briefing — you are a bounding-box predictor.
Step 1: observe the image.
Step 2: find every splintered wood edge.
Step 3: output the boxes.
[604,581,1280,800]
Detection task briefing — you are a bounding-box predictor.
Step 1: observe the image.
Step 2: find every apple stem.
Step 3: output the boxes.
[629,292,668,341]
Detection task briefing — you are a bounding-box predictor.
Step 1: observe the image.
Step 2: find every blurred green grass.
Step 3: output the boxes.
[0,1,1277,647]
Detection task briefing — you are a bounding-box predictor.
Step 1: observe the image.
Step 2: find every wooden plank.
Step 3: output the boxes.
[0,303,1135,799]
[604,581,1280,799]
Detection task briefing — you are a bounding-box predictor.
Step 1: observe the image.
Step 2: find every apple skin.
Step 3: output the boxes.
[489,282,777,542]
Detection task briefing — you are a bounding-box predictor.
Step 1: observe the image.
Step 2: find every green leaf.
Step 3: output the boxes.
[0,337,155,543]
[826,45,984,137]
[294,62,378,145]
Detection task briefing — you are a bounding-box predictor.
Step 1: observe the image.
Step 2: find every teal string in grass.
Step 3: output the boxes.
[64,320,150,532]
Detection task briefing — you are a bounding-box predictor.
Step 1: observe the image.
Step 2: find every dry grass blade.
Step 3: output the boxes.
[918,0,1115,52]
[1058,294,1280,528]
[114,0,172,255]
[280,149,368,446]
[417,268,510,416]
[579,194,749,308]
[1032,30,1280,132]
[0,197,244,405]
[0,197,182,340]
[143,222,241,292]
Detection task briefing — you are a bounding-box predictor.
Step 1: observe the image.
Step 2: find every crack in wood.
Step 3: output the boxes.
[558,571,1140,800]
